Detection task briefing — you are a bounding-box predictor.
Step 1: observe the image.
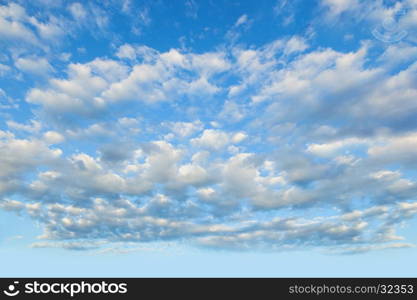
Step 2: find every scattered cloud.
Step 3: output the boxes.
[0,1,417,256]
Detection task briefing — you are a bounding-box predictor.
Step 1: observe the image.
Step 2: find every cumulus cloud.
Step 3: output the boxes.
[368,132,417,167]
[0,2,69,49]
[191,129,231,150]
[25,46,229,123]
[4,195,415,254]
[0,132,62,195]
[26,61,118,118]
[15,56,54,76]
[104,48,228,102]
[0,3,40,45]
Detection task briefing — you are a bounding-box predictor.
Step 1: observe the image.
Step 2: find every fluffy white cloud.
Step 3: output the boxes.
[368,132,417,166]
[306,137,367,158]
[0,3,39,45]
[0,2,70,49]
[0,132,62,194]
[103,49,227,103]
[43,131,65,144]
[5,194,411,253]
[166,120,203,138]
[321,0,360,18]
[352,62,417,119]
[116,44,137,60]
[26,62,111,114]
[15,56,54,76]
[191,129,231,150]
[191,129,248,150]
[251,45,380,104]
[25,46,228,118]
[1,7,417,255]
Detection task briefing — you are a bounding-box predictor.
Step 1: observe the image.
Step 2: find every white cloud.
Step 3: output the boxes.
[191,129,231,150]
[145,142,183,181]
[1,8,417,255]
[167,121,203,138]
[0,2,69,48]
[116,44,137,60]
[197,187,216,200]
[0,133,62,194]
[368,132,417,166]
[43,131,65,144]
[15,56,54,76]
[65,123,113,139]
[352,62,417,119]
[88,58,129,82]
[0,3,32,40]
[68,2,87,22]
[307,137,366,158]
[189,52,231,75]
[5,190,414,253]
[284,36,309,55]
[102,64,170,103]
[26,62,110,113]
[251,45,379,104]
[28,15,65,41]
[218,101,247,122]
[0,63,10,76]
[336,243,415,255]
[231,132,247,143]
[235,14,249,27]
[321,0,360,18]
[104,50,226,103]
[177,164,209,185]
[7,120,42,133]
[23,46,229,117]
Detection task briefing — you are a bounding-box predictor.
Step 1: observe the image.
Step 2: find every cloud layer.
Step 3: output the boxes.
[1,0,417,254]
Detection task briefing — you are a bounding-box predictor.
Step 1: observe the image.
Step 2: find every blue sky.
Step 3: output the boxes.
[0,0,417,277]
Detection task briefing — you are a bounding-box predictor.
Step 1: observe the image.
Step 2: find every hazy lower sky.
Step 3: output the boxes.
[1,0,417,276]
